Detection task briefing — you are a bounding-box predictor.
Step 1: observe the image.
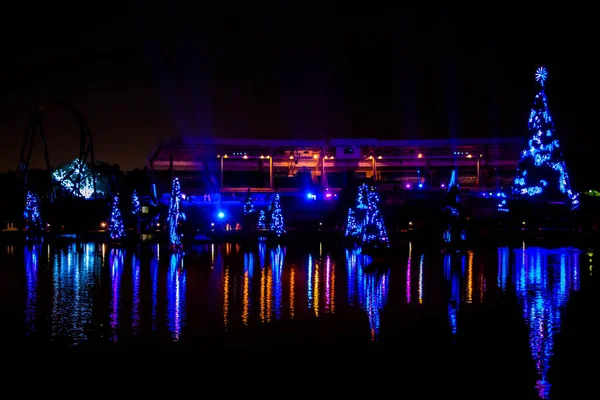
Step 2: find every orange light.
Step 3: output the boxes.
[417,153,423,158]
[223,154,228,158]
[289,155,294,160]
[243,155,248,159]
[266,155,270,159]
[313,154,319,159]
[466,154,473,158]
[260,155,264,159]
[377,155,382,159]
[100,222,106,228]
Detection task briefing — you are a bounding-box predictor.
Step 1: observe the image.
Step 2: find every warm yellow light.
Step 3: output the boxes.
[313,154,319,159]
[466,154,473,158]
[260,155,264,159]
[289,155,294,160]
[329,156,334,160]
[377,155,382,159]
[243,155,248,159]
[367,155,373,159]
[224,154,228,158]
[100,222,106,228]
[266,155,270,159]
[417,153,423,158]
[217,154,220,158]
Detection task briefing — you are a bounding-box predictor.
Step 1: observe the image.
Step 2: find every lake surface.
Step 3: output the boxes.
[0,239,594,398]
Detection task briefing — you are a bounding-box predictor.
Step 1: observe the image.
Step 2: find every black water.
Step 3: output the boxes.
[0,239,595,399]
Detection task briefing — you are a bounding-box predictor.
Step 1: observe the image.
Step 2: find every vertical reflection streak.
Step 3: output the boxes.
[25,244,40,335]
[132,253,140,334]
[290,266,295,319]
[406,242,412,304]
[167,253,186,341]
[223,265,230,328]
[418,254,424,304]
[313,262,320,317]
[466,251,473,303]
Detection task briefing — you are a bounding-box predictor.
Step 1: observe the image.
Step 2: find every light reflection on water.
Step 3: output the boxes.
[512,246,580,399]
[15,240,587,397]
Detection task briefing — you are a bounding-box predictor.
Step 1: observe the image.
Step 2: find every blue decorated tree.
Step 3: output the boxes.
[24,191,43,231]
[362,186,389,246]
[167,177,185,245]
[109,195,126,239]
[345,208,360,238]
[512,67,579,209]
[257,210,267,229]
[131,190,140,215]
[243,189,255,216]
[269,193,285,237]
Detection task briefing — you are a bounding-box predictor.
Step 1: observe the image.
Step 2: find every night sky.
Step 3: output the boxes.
[0,3,596,184]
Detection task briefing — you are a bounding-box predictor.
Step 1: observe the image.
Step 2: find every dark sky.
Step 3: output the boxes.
[0,2,595,184]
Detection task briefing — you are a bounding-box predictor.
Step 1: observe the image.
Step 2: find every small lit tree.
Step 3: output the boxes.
[362,186,389,245]
[345,208,360,238]
[131,190,140,215]
[167,177,185,245]
[24,191,42,231]
[109,195,126,239]
[243,189,255,216]
[512,67,579,209]
[257,210,267,229]
[269,193,285,237]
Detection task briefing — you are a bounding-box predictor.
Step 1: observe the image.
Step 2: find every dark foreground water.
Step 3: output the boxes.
[0,239,595,398]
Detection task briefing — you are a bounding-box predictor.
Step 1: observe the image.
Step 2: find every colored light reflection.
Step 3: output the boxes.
[242,252,254,326]
[167,252,186,341]
[346,247,389,340]
[406,242,412,303]
[443,253,461,338]
[511,247,581,399]
[50,243,98,343]
[151,245,159,330]
[131,253,140,335]
[24,244,40,335]
[271,245,284,320]
[110,248,124,341]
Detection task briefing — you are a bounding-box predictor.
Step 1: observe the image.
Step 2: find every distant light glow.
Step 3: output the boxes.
[218,212,225,219]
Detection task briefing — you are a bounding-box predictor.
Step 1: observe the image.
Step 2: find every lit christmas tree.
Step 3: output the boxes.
[344,183,388,247]
[512,67,579,209]
[24,191,42,231]
[269,193,285,237]
[345,208,360,237]
[362,186,389,246]
[167,177,183,245]
[109,195,126,239]
[243,189,255,216]
[131,190,140,215]
[257,210,267,229]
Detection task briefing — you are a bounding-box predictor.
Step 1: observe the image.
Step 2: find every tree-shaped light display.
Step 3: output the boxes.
[131,190,140,215]
[167,177,185,245]
[243,189,255,216]
[345,183,389,247]
[269,193,285,237]
[512,67,579,209]
[257,210,267,229]
[362,186,389,246]
[24,191,42,231]
[109,195,126,239]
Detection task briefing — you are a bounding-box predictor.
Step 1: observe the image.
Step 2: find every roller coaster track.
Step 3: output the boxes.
[15,102,96,203]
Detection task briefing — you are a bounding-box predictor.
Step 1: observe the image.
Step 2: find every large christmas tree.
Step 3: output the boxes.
[109,195,126,239]
[512,67,579,209]
[269,193,285,237]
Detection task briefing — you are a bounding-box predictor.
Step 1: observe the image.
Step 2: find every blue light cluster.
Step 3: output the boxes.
[512,67,579,209]
[345,183,389,246]
[131,190,140,215]
[269,193,285,237]
[52,158,106,199]
[257,210,267,229]
[244,191,255,216]
[109,195,126,239]
[24,191,42,231]
[167,178,184,245]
